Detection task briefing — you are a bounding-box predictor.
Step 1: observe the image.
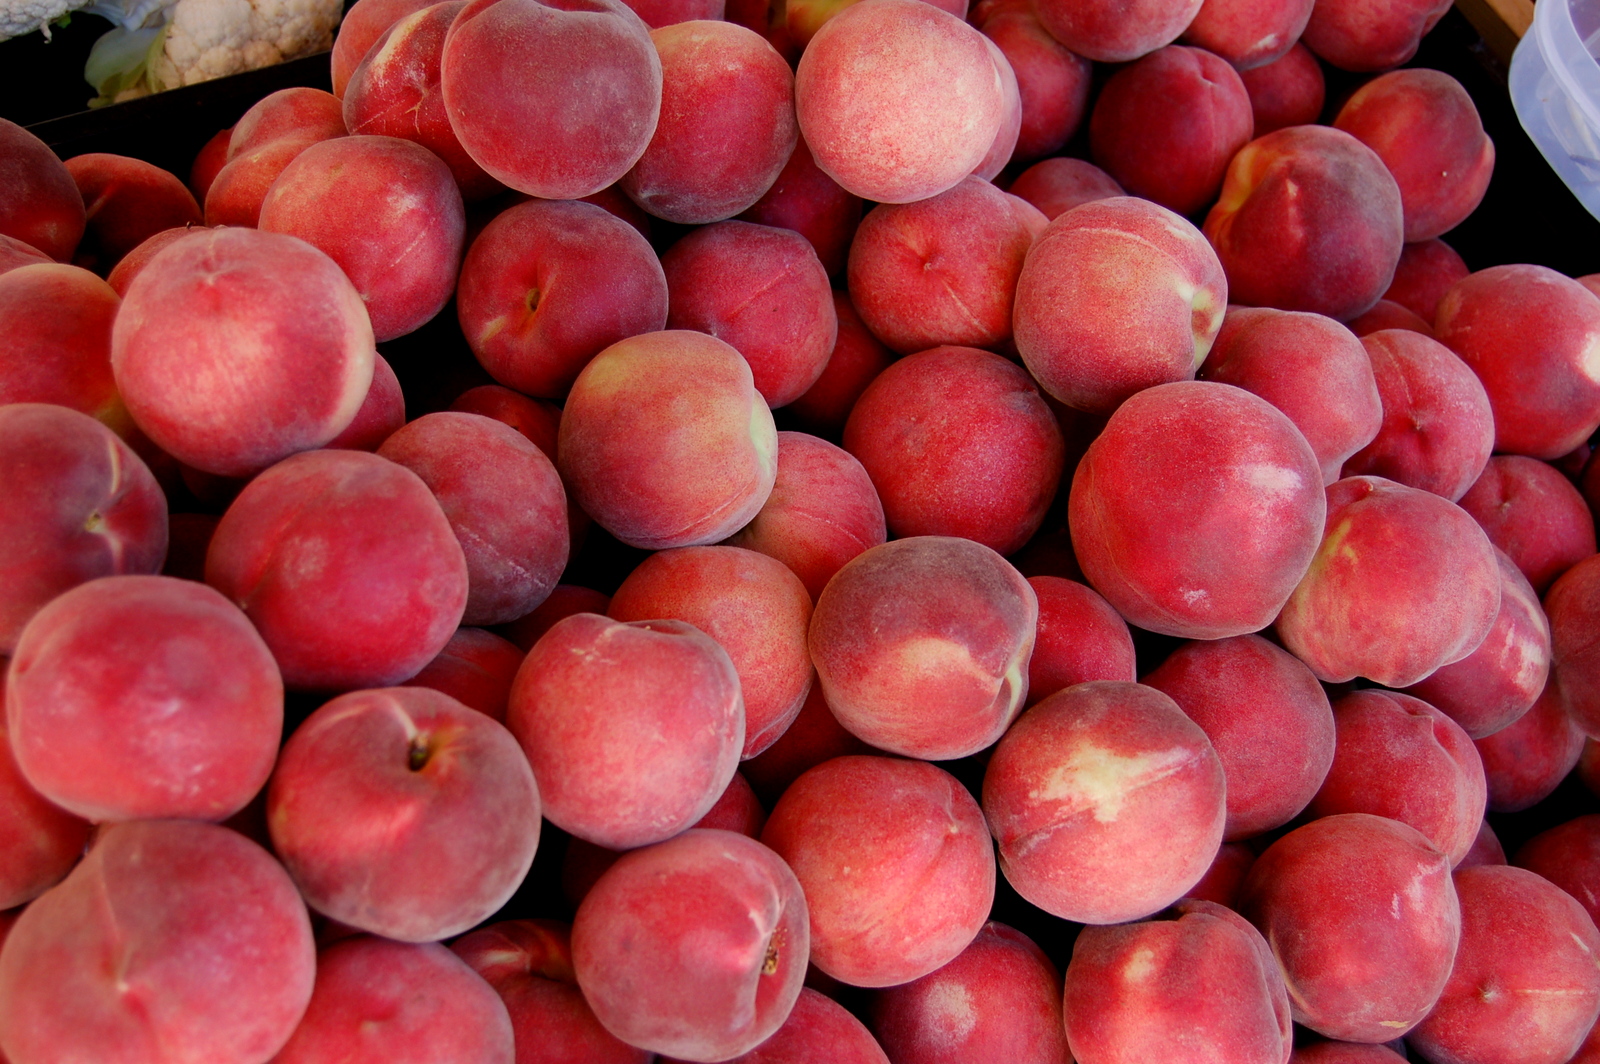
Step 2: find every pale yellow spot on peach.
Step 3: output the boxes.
[1582,335,1600,386]
[1122,948,1157,982]
[1029,744,1195,823]
[1237,462,1305,500]
[924,983,977,1048]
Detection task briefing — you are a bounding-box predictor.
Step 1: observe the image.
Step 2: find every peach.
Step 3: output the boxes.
[401,627,524,724]
[1384,237,1468,322]
[1435,264,1600,459]
[267,685,540,942]
[64,154,202,274]
[330,0,436,98]
[785,0,968,47]
[1238,42,1326,135]
[0,820,315,1064]
[1276,476,1501,687]
[1204,125,1404,322]
[621,20,796,224]
[622,0,723,23]
[440,0,662,199]
[187,126,231,202]
[0,117,85,262]
[572,829,809,1060]
[1182,0,1312,68]
[761,756,994,987]
[794,0,1004,203]
[1301,0,1452,72]
[1199,306,1381,485]
[1032,0,1202,62]
[105,225,207,297]
[1461,818,1506,867]
[1346,298,1434,336]
[809,536,1036,760]
[204,136,326,227]
[972,35,1022,182]
[982,681,1226,925]
[1143,634,1336,841]
[979,4,1092,162]
[506,613,742,849]
[326,353,405,452]
[1458,458,1596,594]
[740,685,877,806]
[1292,1045,1406,1062]
[1236,813,1460,1042]
[847,177,1046,355]
[1475,679,1585,812]
[1025,575,1136,706]
[1513,814,1600,927]
[737,134,864,278]
[0,234,50,275]
[687,987,888,1064]
[1548,554,1600,736]
[1089,46,1255,216]
[0,263,126,431]
[499,584,611,652]
[0,683,90,910]
[1070,381,1326,639]
[782,292,893,438]
[0,404,167,656]
[663,220,836,408]
[449,385,559,460]
[205,449,468,692]
[1005,157,1124,220]
[558,330,777,550]
[1188,842,1256,908]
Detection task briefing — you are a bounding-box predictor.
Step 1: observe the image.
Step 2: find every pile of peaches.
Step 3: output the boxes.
[6,0,1600,1057]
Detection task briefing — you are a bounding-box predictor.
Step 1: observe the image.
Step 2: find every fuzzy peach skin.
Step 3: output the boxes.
[1476,679,1585,812]
[808,536,1036,760]
[330,0,436,97]
[739,684,876,805]
[1006,157,1124,219]
[1547,554,1600,738]
[1025,575,1136,705]
[1292,1045,1406,1063]
[1189,842,1256,908]
[784,0,967,47]
[782,293,893,438]
[609,546,813,759]
[1069,381,1326,640]
[326,353,404,452]
[1383,238,1468,322]
[979,2,1091,163]
[761,756,994,987]
[557,330,777,550]
[270,936,515,1064]
[623,0,724,25]
[1143,633,1335,841]
[794,0,1004,204]
[1435,264,1600,460]
[1408,865,1600,1064]
[972,35,1022,182]
[1014,197,1227,416]
[111,227,374,478]
[843,346,1064,555]
[723,431,887,601]
[0,117,86,262]
[1089,46,1255,217]
[982,681,1226,925]
[1199,306,1381,486]
[1181,0,1312,68]
[507,613,743,849]
[65,154,202,273]
[205,449,468,692]
[847,178,1046,355]
[6,575,281,824]
[0,234,50,275]
[401,628,524,724]
[1275,475,1501,687]
[1347,298,1434,337]
[1205,125,1404,323]
[499,584,610,652]
[1032,0,1201,62]
[737,134,864,278]
[0,820,315,1064]
[1333,69,1493,243]
[440,0,662,199]
[621,20,796,224]
[868,922,1067,1064]
[1457,455,1596,594]
[0,264,126,432]
[106,226,207,297]
[668,987,887,1064]
[1063,899,1292,1064]
[1513,815,1600,928]
[1236,813,1461,1042]
[1239,43,1325,135]
[187,126,231,202]
[1404,547,1550,739]
[0,404,167,656]
[0,674,91,910]
[572,829,809,1061]
[1301,0,1451,72]
[227,87,344,160]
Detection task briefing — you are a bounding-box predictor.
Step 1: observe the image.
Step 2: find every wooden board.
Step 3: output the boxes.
[1456,0,1535,65]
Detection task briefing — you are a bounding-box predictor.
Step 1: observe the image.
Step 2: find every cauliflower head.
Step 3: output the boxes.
[155,0,339,87]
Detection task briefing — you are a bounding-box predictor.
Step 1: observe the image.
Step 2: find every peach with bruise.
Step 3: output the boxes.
[847,178,1046,355]
[1063,899,1292,1064]
[621,21,796,224]
[1006,157,1124,220]
[737,134,864,278]
[1340,328,1494,501]
[1457,455,1596,593]
[1025,576,1136,706]
[1181,0,1312,68]
[506,613,743,849]
[1143,634,1335,841]
[809,536,1035,760]
[782,292,893,438]
[1513,814,1600,927]
[401,627,525,724]
[0,404,167,656]
[1276,476,1501,687]
[1236,813,1460,1042]
[1188,842,1256,908]
[1475,680,1585,811]
[452,920,648,1064]
[267,686,540,943]
[1346,298,1434,337]
[740,685,876,805]
[1089,46,1255,217]
[1069,381,1326,640]
[0,820,315,1064]
[270,936,515,1064]
[843,346,1064,555]
[558,330,778,550]
[326,353,405,452]
[1014,197,1227,416]
[205,449,467,692]
[259,135,465,342]
[330,0,436,98]
[979,4,1091,163]
[457,198,668,400]
[1409,865,1600,1064]
[1204,125,1404,322]
[65,154,202,273]
[761,756,994,987]
[572,829,809,1060]
[342,2,504,202]
[499,584,610,652]
[6,575,281,824]
[112,227,375,478]
[0,117,86,262]
[1385,238,1468,322]
[982,681,1226,925]
[440,0,662,199]
[1199,306,1381,485]
[1032,0,1201,62]
[794,0,1004,204]
[0,687,91,910]
[1404,547,1549,738]
[1301,0,1451,72]
[1436,267,1600,460]
[1239,43,1325,136]
[663,221,836,408]
[0,263,126,431]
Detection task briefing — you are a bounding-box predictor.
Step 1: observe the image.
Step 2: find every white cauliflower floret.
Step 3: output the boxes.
[157,0,338,86]
[0,0,81,42]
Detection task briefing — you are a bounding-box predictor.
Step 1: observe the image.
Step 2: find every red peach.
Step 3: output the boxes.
[737,134,864,278]
[0,680,90,910]
[0,117,86,262]
[1460,818,1506,868]
[0,263,126,432]
[330,0,437,98]
[499,584,611,653]
[1025,575,1136,706]
[65,154,202,273]
[1301,0,1453,72]
[693,987,888,1064]
[1457,457,1597,595]
[739,684,877,806]
[1346,298,1435,337]
[781,292,894,438]
[1032,0,1202,62]
[326,353,405,452]
[187,126,231,202]
[105,225,207,298]
[1188,842,1257,908]
[0,234,50,275]
[1181,0,1313,68]
[1239,43,1326,135]
[1383,238,1469,323]
[401,627,525,724]
[1547,554,1600,736]
[979,4,1092,162]
[1006,157,1124,220]
[1513,814,1600,928]
[1475,679,1585,812]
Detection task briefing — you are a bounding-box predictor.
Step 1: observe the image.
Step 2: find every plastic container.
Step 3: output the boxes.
[1511,0,1600,221]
